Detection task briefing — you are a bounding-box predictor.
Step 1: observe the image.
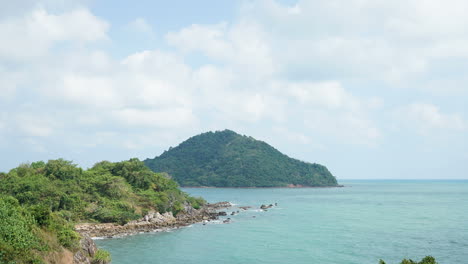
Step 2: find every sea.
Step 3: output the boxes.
[95,180,468,264]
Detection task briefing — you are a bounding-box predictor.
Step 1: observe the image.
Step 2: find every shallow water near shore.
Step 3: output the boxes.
[95,180,468,264]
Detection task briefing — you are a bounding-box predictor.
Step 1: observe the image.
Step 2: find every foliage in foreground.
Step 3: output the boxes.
[92,249,111,264]
[0,158,205,264]
[379,256,438,264]
[144,130,338,187]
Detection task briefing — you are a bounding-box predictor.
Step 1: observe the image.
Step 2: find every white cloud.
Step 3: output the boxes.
[15,114,55,137]
[60,74,120,107]
[166,23,230,57]
[166,21,277,78]
[396,103,466,133]
[0,2,388,153]
[285,81,358,110]
[125,18,153,34]
[112,108,197,128]
[385,0,468,39]
[20,138,48,153]
[273,127,311,145]
[0,67,22,99]
[164,18,384,143]
[0,0,467,179]
[121,50,193,107]
[304,110,381,146]
[236,0,468,86]
[0,7,109,61]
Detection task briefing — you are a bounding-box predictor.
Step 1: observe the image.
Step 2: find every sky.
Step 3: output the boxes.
[0,0,467,179]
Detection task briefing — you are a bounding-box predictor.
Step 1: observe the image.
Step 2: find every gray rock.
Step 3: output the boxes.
[260,204,273,210]
[73,235,104,264]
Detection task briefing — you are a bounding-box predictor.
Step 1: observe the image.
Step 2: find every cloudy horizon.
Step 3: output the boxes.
[1,0,467,179]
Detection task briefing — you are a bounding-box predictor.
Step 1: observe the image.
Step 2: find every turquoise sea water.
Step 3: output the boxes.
[96,181,468,264]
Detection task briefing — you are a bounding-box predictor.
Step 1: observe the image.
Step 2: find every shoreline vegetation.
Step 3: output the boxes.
[0,158,215,264]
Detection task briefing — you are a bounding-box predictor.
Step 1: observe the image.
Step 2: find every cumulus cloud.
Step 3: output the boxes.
[395,103,466,133]
[0,7,109,61]
[237,0,468,85]
[3,0,467,173]
[15,114,56,137]
[166,21,277,78]
[0,67,22,99]
[112,108,197,128]
[0,1,391,156]
[60,74,120,107]
[285,81,358,110]
[125,18,153,34]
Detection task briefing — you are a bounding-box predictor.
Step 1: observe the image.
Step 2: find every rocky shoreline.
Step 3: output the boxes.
[75,201,232,238]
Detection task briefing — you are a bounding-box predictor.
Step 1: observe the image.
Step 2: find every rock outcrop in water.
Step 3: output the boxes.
[75,202,231,238]
[260,204,274,210]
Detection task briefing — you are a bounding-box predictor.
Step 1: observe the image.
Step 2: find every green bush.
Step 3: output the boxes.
[30,204,52,227]
[57,228,80,249]
[0,196,43,263]
[187,196,206,210]
[93,249,111,264]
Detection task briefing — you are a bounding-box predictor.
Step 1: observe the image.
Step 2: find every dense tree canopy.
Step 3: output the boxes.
[144,130,338,187]
[0,158,205,264]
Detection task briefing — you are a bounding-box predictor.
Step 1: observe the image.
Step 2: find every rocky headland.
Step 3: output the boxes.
[75,202,232,238]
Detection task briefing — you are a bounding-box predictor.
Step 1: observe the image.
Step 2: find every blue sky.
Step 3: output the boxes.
[1,0,467,179]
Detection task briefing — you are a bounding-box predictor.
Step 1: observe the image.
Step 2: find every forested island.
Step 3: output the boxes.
[144,130,339,187]
[0,158,207,264]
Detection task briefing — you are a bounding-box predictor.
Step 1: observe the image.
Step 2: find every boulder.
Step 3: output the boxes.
[260,204,273,210]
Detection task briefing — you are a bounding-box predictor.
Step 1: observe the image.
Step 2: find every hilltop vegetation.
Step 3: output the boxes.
[0,158,205,264]
[144,130,338,187]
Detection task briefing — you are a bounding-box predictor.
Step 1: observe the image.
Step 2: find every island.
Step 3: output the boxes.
[144,129,339,187]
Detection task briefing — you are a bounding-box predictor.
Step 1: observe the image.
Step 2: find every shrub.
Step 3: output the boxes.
[0,196,42,263]
[187,196,206,210]
[57,228,80,249]
[30,204,52,227]
[93,249,111,264]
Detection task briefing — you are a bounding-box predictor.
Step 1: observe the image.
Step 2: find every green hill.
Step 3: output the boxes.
[144,130,338,187]
[0,158,205,263]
